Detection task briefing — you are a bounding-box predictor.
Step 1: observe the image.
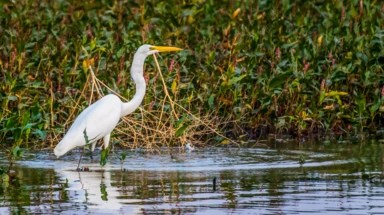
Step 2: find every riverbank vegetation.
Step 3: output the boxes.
[1,0,384,149]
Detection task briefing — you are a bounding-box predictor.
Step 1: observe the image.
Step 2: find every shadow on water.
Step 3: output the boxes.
[1,139,384,214]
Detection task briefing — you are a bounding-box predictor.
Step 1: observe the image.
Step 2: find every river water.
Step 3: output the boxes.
[1,138,384,214]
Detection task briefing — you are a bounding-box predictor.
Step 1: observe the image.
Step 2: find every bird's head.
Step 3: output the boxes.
[131,44,182,80]
[135,44,182,57]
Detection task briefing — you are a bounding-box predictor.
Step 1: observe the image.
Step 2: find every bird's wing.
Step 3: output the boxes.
[64,95,122,145]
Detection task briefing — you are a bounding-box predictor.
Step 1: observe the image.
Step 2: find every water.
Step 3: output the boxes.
[1,139,384,214]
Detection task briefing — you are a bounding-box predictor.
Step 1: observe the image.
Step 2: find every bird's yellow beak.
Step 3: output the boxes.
[151,46,183,52]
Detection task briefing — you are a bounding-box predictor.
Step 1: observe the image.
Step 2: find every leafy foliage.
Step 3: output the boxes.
[99,148,110,166]
[12,146,24,158]
[0,0,384,147]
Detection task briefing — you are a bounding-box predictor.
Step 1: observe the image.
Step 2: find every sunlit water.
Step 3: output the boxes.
[1,139,384,214]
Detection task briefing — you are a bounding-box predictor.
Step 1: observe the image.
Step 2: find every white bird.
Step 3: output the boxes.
[54,45,182,158]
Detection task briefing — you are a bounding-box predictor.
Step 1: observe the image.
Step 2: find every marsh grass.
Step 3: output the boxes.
[1,0,384,149]
[71,56,236,152]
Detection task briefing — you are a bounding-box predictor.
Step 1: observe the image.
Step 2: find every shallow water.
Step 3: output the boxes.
[1,139,384,214]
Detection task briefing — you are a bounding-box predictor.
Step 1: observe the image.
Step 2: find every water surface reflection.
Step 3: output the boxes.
[1,140,384,214]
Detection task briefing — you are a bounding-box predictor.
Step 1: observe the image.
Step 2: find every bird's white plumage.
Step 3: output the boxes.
[54,95,122,157]
[54,44,182,158]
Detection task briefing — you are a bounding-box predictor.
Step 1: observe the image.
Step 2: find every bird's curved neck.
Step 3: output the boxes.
[121,54,147,117]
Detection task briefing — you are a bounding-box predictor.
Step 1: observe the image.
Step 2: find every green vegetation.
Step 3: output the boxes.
[1,0,384,148]
[0,146,24,185]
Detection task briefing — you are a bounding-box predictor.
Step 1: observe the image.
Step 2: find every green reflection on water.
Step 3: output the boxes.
[0,139,384,214]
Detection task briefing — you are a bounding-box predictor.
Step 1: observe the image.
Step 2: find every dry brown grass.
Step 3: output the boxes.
[61,55,237,152]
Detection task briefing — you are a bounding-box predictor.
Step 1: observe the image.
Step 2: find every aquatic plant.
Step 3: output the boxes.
[0,0,383,149]
[0,146,24,185]
[119,152,127,165]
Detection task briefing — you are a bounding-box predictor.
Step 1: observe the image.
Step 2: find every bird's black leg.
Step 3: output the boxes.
[76,147,85,171]
[90,150,93,160]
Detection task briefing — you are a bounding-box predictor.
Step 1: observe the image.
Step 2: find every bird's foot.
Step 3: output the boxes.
[76,166,90,172]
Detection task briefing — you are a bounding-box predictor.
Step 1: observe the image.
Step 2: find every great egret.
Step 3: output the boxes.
[54,45,182,158]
